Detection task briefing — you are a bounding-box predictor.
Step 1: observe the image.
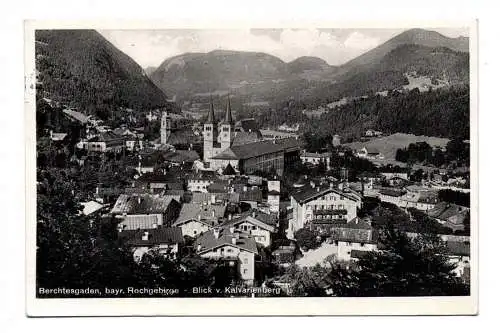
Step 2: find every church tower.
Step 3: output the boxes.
[160,111,171,144]
[220,95,234,151]
[203,96,217,161]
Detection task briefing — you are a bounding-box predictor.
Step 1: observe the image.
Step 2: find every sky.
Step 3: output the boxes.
[99,27,469,69]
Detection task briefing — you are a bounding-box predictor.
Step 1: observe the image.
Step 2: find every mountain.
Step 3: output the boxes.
[144,66,157,77]
[342,28,469,71]
[287,56,332,73]
[149,28,469,107]
[150,50,290,99]
[35,30,170,119]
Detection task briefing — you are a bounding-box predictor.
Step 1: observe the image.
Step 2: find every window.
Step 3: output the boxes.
[360,243,365,247]
[244,258,248,264]
[193,230,197,235]
[243,269,248,274]
[226,248,232,253]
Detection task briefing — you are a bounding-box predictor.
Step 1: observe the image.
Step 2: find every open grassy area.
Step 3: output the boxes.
[344,133,450,163]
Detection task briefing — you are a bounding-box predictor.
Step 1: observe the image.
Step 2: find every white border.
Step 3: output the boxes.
[24,19,478,317]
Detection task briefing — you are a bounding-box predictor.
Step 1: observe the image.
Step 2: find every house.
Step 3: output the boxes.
[400,186,439,211]
[260,129,299,141]
[287,183,362,239]
[331,135,341,147]
[80,200,105,216]
[365,129,383,137]
[300,151,331,170]
[381,172,409,181]
[86,132,126,153]
[163,150,200,167]
[118,226,184,262]
[315,219,378,261]
[357,147,383,160]
[63,108,90,125]
[445,240,470,280]
[134,173,184,194]
[378,188,405,206]
[110,193,182,227]
[173,202,226,238]
[272,245,297,267]
[186,172,217,193]
[221,209,277,247]
[49,131,68,142]
[190,192,239,205]
[267,180,281,214]
[194,227,259,285]
[427,202,470,231]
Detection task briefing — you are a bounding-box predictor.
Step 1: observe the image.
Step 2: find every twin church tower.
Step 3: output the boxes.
[203,96,235,163]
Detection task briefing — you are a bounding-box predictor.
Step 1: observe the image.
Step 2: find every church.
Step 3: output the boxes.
[203,96,302,176]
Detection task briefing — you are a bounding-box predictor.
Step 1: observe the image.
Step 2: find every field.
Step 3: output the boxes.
[344,133,450,164]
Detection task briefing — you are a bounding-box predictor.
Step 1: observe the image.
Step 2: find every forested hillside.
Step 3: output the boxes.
[35,30,170,120]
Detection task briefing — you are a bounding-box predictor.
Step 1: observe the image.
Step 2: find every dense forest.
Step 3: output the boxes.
[253,86,469,141]
[35,30,172,120]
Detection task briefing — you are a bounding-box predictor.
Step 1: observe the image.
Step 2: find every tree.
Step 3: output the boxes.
[353,229,469,296]
[294,228,321,251]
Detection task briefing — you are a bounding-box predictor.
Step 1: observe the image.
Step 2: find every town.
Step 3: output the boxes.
[37,92,470,296]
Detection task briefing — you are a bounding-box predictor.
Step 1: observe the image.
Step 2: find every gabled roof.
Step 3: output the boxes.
[118,214,163,230]
[194,228,258,254]
[63,108,90,124]
[174,203,226,226]
[428,202,469,221]
[213,137,301,160]
[111,194,180,215]
[119,226,184,246]
[222,163,237,175]
[291,184,359,204]
[222,209,277,232]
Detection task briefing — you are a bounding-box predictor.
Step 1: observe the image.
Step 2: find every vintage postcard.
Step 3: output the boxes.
[25,20,478,316]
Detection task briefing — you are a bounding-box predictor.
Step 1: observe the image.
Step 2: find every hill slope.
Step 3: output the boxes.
[35,30,170,119]
[342,28,469,71]
[150,50,291,99]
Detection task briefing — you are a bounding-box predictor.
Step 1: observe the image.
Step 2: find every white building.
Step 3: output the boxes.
[221,209,277,247]
[288,183,362,238]
[194,227,258,285]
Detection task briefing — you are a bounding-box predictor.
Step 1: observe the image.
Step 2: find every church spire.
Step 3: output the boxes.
[223,94,233,124]
[206,95,216,124]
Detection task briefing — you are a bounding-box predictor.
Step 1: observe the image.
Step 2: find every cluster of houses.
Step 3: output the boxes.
[57,97,470,289]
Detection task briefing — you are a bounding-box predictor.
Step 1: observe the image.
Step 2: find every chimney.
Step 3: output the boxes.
[230,226,235,234]
[316,187,320,192]
[197,244,202,252]
[231,237,237,245]
[142,231,149,241]
[213,228,220,239]
[329,183,334,189]
[211,194,216,204]
[228,213,233,220]
[118,225,124,233]
[252,211,256,218]
[212,209,216,217]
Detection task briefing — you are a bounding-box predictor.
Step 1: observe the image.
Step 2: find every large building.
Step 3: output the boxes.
[203,96,301,176]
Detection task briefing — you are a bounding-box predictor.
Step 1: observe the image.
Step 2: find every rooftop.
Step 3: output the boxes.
[119,226,184,246]
[222,209,277,232]
[291,184,360,204]
[174,202,226,226]
[110,194,180,215]
[118,214,163,230]
[213,137,302,160]
[194,227,258,254]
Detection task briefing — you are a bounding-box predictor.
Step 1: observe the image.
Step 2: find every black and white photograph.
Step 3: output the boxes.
[25,22,477,316]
